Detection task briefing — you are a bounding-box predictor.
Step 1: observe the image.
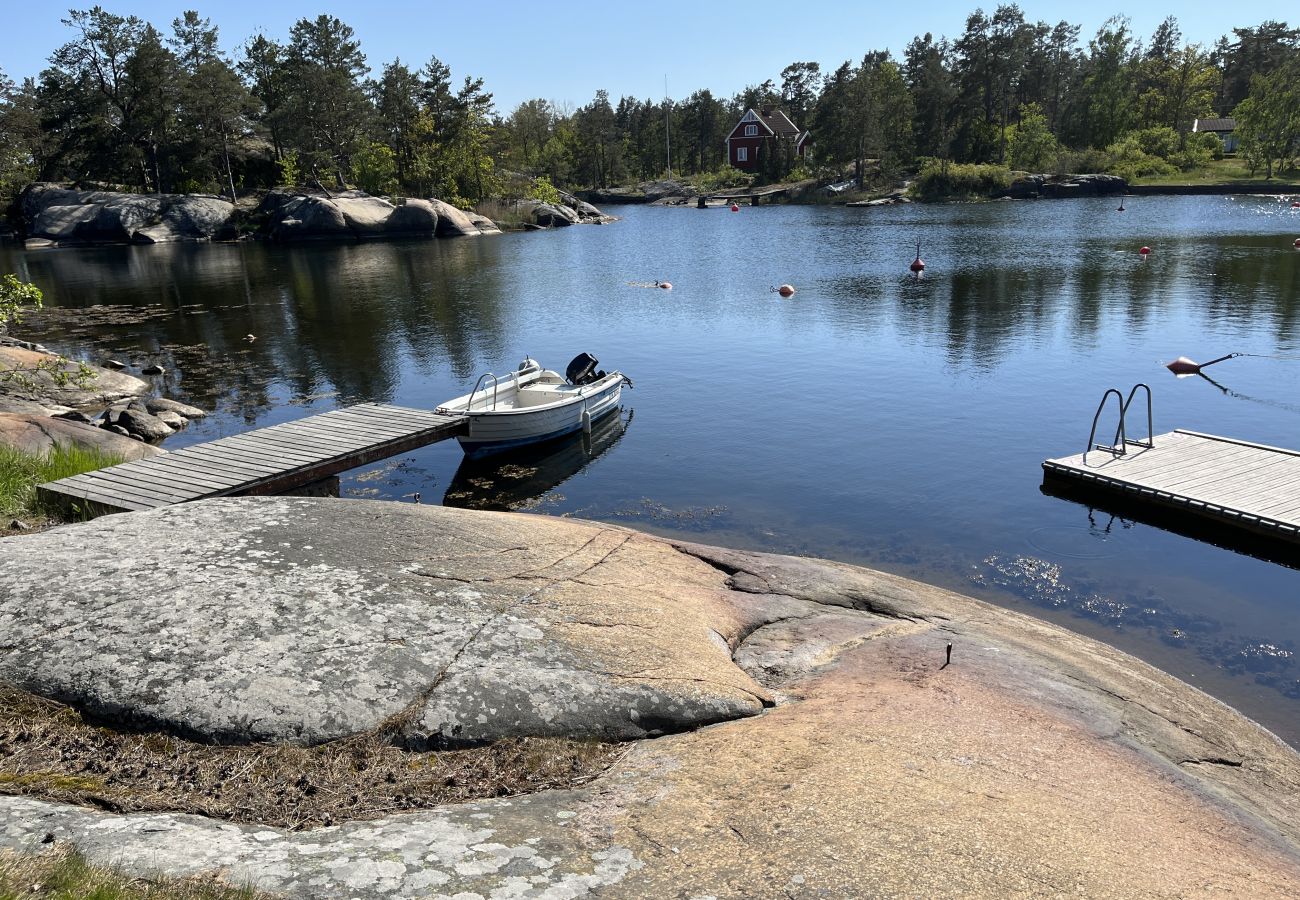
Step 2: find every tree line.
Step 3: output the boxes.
[1,6,1297,212]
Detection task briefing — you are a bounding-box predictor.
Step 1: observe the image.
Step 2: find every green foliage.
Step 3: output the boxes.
[0,275,42,331]
[277,149,301,186]
[693,166,751,192]
[1007,103,1061,172]
[1103,134,1178,180]
[526,176,562,205]
[1053,147,1112,175]
[350,142,398,195]
[909,159,1011,199]
[1234,57,1300,179]
[0,444,124,521]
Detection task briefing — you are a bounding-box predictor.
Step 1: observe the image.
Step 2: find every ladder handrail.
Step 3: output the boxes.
[1085,388,1127,465]
[1119,383,1153,449]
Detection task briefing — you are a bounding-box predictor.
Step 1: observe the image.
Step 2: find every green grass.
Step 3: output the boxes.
[1130,156,1300,186]
[0,846,261,899]
[0,444,123,522]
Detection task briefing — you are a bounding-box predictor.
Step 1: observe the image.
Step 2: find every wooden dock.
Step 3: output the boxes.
[39,403,468,516]
[1042,430,1300,547]
[696,187,789,208]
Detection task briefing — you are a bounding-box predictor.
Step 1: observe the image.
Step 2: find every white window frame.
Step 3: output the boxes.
[736,147,748,162]
[744,124,758,136]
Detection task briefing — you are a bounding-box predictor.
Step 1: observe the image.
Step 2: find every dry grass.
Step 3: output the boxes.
[0,845,262,899]
[0,684,621,831]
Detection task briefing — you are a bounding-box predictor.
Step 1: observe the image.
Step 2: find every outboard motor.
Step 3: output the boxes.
[566,352,600,385]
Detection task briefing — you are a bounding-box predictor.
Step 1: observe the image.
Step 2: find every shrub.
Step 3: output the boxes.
[277,150,301,188]
[526,175,563,205]
[909,159,1012,199]
[694,166,752,193]
[1104,135,1177,181]
[350,143,398,197]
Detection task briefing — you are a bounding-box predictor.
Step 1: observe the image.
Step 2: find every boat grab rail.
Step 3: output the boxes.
[1084,383,1153,465]
[467,372,499,411]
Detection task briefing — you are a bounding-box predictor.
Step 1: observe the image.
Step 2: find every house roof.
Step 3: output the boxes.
[758,108,802,137]
[1193,117,1236,132]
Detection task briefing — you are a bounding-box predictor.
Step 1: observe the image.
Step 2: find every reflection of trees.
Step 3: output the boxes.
[818,234,1300,367]
[0,239,511,417]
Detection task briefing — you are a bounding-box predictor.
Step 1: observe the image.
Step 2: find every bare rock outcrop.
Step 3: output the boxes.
[17,184,234,247]
[0,413,162,460]
[1,498,1297,898]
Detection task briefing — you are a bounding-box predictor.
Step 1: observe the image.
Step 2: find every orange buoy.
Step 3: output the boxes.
[730,203,740,212]
[776,284,796,297]
[1292,201,1300,209]
[1294,238,1300,248]
[656,281,672,290]
[1165,356,1200,374]
[1139,246,1151,257]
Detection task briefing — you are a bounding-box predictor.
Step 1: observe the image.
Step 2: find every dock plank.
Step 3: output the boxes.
[39,405,468,515]
[1043,430,1300,548]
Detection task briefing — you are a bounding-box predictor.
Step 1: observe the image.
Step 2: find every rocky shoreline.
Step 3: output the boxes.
[10,183,614,249]
[1,498,1297,896]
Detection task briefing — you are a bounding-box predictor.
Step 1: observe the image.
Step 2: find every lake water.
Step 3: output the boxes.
[5,195,1300,744]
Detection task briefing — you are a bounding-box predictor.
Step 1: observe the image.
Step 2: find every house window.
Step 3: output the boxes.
[744,124,758,136]
[736,147,748,162]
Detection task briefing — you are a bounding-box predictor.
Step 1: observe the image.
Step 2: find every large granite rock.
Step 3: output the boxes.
[0,345,149,414]
[257,191,500,241]
[1000,172,1128,199]
[0,413,162,460]
[385,198,440,235]
[18,184,233,246]
[1,499,1297,897]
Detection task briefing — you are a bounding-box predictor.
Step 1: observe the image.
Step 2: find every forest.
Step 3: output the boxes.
[0,6,1297,210]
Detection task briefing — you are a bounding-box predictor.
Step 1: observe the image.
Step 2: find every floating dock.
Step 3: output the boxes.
[1042,429,1300,547]
[39,403,467,516]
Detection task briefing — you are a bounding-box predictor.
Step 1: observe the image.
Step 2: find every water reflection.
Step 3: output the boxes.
[443,407,631,511]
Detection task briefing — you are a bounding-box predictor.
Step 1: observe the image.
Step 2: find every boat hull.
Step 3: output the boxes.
[457,377,623,458]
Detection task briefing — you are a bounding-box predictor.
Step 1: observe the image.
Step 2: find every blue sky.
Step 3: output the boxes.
[4,1,1284,114]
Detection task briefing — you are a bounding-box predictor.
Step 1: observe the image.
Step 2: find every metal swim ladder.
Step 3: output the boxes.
[1083,383,1154,464]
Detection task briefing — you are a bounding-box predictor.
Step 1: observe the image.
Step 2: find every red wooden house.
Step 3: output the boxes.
[725,108,812,171]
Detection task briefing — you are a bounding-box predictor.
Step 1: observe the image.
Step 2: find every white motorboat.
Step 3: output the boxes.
[435,353,630,457]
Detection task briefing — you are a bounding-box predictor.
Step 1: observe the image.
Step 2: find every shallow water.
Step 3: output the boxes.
[5,194,1300,743]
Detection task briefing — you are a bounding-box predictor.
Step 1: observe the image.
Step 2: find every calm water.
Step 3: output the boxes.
[5,196,1300,743]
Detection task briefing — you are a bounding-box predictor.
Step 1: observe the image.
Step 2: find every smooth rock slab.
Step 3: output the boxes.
[2,509,1299,897]
[0,499,772,746]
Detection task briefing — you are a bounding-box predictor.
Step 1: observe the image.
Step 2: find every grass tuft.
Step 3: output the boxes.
[0,443,123,524]
[0,845,261,899]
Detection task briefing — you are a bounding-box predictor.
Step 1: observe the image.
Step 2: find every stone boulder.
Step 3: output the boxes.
[385,198,440,235]
[427,198,492,237]
[334,195,398,235]
[144,397,207,419]
[105,404,176,443]
[999,172,1128,199]
[256,190,500,241]
[18,184,233,246]
[0,345,149,414]
[0,412,162,460]
[133,196,235,244]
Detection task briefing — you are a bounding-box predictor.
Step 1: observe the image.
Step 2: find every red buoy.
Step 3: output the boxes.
[657,281,672,290]
[1294,238,1300,248]
[1139,246,1151,257]
[910,239,925,273]
[1165,356,1200,375]
[776,284,796,297]
[1292,201,1300,209]
[730,203,740,212]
